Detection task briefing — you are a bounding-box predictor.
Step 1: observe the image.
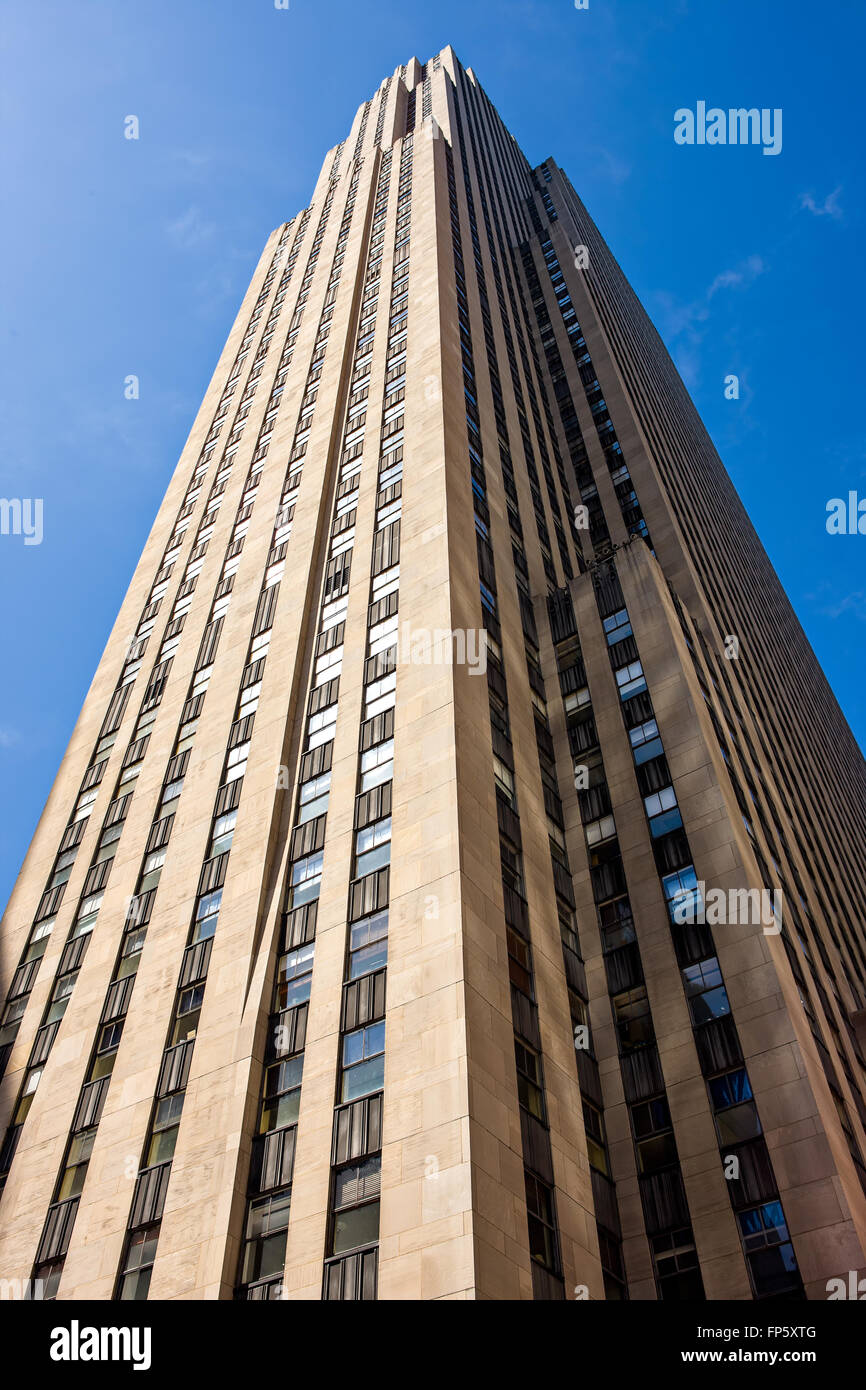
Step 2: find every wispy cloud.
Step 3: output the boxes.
[799,186,843,220]
[165,206,216,251]
[708,255,765,298]
[0,726,20,749]
[651,254,767,388]
[591,146,632,185]
[169,149,215,174]
[806,586,866,622]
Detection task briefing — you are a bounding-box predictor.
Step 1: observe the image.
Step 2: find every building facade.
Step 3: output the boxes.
[1,47,865,1303]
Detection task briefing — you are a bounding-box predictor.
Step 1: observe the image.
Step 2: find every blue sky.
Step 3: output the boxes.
[1,0,863,913]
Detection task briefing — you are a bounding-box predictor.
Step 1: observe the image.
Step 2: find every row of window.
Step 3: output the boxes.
[447,137,566,1299]
[594,570,803,1300]
[549,589,703,1300]
[457,89,629,1296]
[236,149,392,1299]
[535,223,651,551]
[673,597,866,1195]
[323,132,414,1302]
[19,203,323,1284]
[0,199,312,1196]
[112,167,354,1302]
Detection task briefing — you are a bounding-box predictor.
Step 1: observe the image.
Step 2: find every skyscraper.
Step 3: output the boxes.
[1,45,864,1304]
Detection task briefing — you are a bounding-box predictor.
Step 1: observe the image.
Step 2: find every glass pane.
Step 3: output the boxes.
[331,1201,380,1255]
[715,1102,762,1145]
[341,1055,385,1103]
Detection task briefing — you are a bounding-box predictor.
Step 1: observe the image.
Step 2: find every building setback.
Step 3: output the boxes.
[1,46,865,1302]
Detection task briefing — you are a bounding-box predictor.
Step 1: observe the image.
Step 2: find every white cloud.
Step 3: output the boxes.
[810,589,866,622]
[652,255,767,387]
[799,187,843,220]
[165,206,216,251]
[707,255,765,298]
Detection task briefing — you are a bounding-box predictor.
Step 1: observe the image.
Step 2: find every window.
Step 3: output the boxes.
[14,1066,43,1123]
[662,865,702,925]
[368,615,398,655]
[73,788,99,821]
[564,686,591,713]
[240,1192,291,1287]
[585,813,616,846]
[146,1092,185,1166]
[651,1227,703,1300]
[210,809,237,857]
[603,608,632,644]
[118,1224,161,1301]
[359,739,393,793]
[90,1020,123,1079]
[74,892,104,936]
[632,1096,678,1172]
[644,785,678,820]
[118,759,142,787]
[613,985,654,1052]
[50,848,77,887]
[58,1128,96,1200]
[348,910,388,979]
[139,847,166,893]
[515,1040,545,1120]
[117,928,146,978]
[599,897,635,951]
[493,757,515,806]
[226,741,250,778]
[31,1259,64,1301]
[341,1022,385,1103]
[738,1202,801,1297]
[288,850,323,908]
[354,816,391,878]
[507,928,533,997]
[709,1068,762,1144]
[260,1054,303,1134]
[307,704,337,749]
[709,1068,752,1110]
[275,942,315,1010]
[500,837,524,897]
[682,957,730,1025]
[715,1098,762,1146]
[524,1173,559,1273]
[558,904,580,957]
[630,717,664,765]
[365,671,396,715]
[315,647,343,683]
[46,973,76,1024]
[614,660,646,700]
[330,1155,381,1256]
[1,995,28,1038]
[489,692,509,740]
[582,1100,608,1174]
[298,772,331,824]
[192,888,222,942]
[171,984,205,1044]
[579,747,606,788]
[239,682,261,718]
[31,915,56,945]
